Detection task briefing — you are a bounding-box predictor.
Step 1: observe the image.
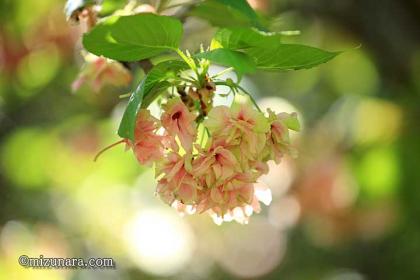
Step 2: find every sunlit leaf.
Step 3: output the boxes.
[99,0,127,16]
[83,14,183,61]
[212,27,339,71]
[283,113,301,131]
[82,16,137,61]
[248,44,339,71]
[196,49,256,77]
[215,0,261,25]
[211,27,281,50]
[118,60,188,140]
[191,0,266,30]
[111,14,182,53]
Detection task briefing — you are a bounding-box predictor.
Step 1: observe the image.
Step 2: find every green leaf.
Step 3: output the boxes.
[215,0,260,25]
[118,79,147,140]
[142,60,188,106]
[247,44,339,71]
[117,60,188,140]
[196,49,256,77]
[283,113,300,131]
[82,16,137,61]
[191,0,265,30]
[99,0,127,16]
[211,27,281,50]
[212,27,339,71]
[110,14,182,54]
[65,0,96,20]
[83,14,183,61]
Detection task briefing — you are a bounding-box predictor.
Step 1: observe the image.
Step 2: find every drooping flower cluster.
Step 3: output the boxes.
[129,96,300,224]
[72,55,132,93]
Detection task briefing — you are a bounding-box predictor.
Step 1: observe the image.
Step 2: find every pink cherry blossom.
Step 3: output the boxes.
[264,109,300,163]
[161,98,197,151]
[132,109,164,165]
[156,152,198,205]
[202,178,273,225]
[115,93,299,224]
[196,172,255,216]
[204,103,270,165]
[72,55,131,93]
[193,138,241,188]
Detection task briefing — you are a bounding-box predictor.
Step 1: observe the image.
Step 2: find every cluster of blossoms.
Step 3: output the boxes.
[72,54,132,93]
[127,89,300,224]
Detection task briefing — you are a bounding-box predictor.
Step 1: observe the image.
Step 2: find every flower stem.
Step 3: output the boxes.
[119,93,131,99]
[94,139,127,162]
[211,67,234,79]
[236,84,263,112]
[213,81,262,112]
[176,49,196,72]
[156,0,170,13]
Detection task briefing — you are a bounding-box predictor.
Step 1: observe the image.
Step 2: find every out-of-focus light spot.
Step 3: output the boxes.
[356,146,399,199]
[324,270,366,280]
[15,0,55,32]
[269,195,301,230]
[255,186,273,206]
[208,65,259,107]
[358,203,396,240]
[0,221,68,280]
[217,218,286,278]
[325,97,362,143]
[0,128,55,189]
[17,44,60,94]
[304,216,337,247]
[331,166,358,208]
[258,160,294,197]
[52,195,84,232]
[1,221,69,259]
[297,157,345,214]
[178,251,214,280]
[210,66,234,107]
[352,98,402,145]
[328,51,379,96]
[64,124,140,190]
[132,168,158,197]
[73,268,122,280]
[123,209,195,276]
[0,221,34,258]
[280,68,320,96]
[258,97,304,137]
[68,182,139,256]
[33,224,69,258]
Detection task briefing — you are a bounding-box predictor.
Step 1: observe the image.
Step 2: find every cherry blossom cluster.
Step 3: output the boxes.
[72,55,132,93]
[128,95,300,224]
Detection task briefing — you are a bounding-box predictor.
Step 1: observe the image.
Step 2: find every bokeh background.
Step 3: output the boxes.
[1,0,420,279]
